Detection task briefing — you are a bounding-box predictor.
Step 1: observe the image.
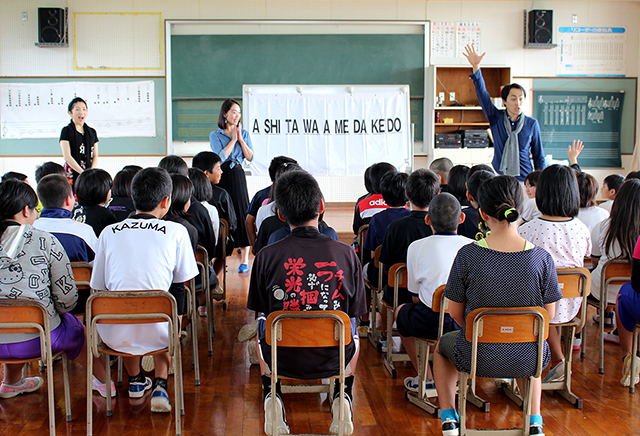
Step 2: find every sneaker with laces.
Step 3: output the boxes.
[621,353,640,387]
[404,375,421,393]
[530,423,545,435]
[442,418,460,436]
[238,318,260,342]
[593,312,615,328]
[248,339,259,365]
[92,376,116,398]
[198,305,207,317]
[572,335,582,351]
[0,377,44,399]
[150,385,172,412]
[264,392,289,435]
[543,360,565,383]
[604,330,621,345]
[238,263,250,273]
[330,393,354,435]
[380,336,401,353]
[128,376,152,398]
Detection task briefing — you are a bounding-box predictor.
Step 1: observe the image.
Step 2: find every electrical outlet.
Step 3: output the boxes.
[449,92,456,102]
[438,92,445,103]
[22,12,28,21]
[572,14,578,24]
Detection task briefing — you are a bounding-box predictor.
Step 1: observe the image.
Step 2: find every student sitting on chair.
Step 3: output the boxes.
[72,168,118,237]
[458,169,494,240]
[378,169,440,351]
[90,167,198,413]
[599,173,625,213]
[0,180,110,398]
[247,170,367,435]
[395,193,472,394]
[433,175,561,436]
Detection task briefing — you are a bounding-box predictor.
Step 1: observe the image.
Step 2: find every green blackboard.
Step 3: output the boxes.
[0,77,166,156]
[171,34,425,98]
[533,90,624,167]
[170,33,425,142]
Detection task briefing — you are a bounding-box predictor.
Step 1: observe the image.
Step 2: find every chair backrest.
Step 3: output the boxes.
[556,267,591,299]
[432,285,450,339]
[86,290,176,325]
[373,245,382,268]
[265,310,352,348]
[219,218,229,239]
[71,261,93,291]
[387,263,408,288]
[0,300,48,335]
[196,245,208,265]
[357,225,369,265]
[602,258,632,288]
[465,306,549,379]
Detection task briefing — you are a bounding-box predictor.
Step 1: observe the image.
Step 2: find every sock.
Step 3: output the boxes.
[333,376,355,400]
[441,408,459,423]
[530,415,543,427]
[152,377,168,391]
[261,376,281,400]
[129,372,145,384]
[4,377,26,387]
[551,359,563,367]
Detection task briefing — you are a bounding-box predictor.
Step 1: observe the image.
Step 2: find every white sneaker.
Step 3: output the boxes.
[330,394,354,435]
[621,353,640,387]
[264,392,289,435]
[543,360,565,383]
[248,339,259,365]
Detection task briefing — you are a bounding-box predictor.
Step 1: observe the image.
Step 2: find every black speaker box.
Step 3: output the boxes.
[38,8,66,44]
[528,10,553,44]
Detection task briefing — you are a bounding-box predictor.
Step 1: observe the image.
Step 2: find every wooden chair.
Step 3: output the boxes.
[0,300,72,436]
[71,261,92,293]
[630,322,640,393]
[86,291,185,436]
[406,284,448,417]
[266,310,353,436]
[459,307,549,436]
[212,218,229,310]
[501,268,591,409]
[367,246,384,348]
[183,279,201,386]
[381,263,411,378]
[356,224,369,266]
[196,244,217,357]
[581,258,631,373]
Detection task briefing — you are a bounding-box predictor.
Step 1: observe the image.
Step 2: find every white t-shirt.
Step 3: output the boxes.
[256,202,277,232]
[91,216,199,354]
[407,234,473,308]
[201,201,220,241]
[519,217,591,323]
[599,200,614,213]
[590,218,626,304]
[577,206,609,233]
[521,198,542,223]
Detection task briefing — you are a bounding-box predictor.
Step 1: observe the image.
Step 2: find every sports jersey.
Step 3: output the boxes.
[34,208,98,262]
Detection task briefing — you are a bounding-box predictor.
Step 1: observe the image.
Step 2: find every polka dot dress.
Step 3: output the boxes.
[445,243,562,378]
[519,218,591,323]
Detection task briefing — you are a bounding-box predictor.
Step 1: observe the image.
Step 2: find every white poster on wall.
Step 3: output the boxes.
[558,27,626,77]
[244,86,411,177]
[0,81,155,139]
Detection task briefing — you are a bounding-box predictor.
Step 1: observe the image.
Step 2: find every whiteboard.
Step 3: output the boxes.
[243,85,413,177]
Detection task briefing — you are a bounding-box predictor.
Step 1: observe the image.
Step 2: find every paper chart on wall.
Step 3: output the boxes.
[431,22,456,58]
[557,27,626,77]
[457,22,481,57]
[0,81,155,139]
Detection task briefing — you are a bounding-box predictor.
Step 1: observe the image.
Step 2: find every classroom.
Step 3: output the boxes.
[1,1,640,435]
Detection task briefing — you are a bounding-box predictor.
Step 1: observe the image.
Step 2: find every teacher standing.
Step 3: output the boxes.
[59,97,99,187]
[464,44,545,181]
[210,99,253,273]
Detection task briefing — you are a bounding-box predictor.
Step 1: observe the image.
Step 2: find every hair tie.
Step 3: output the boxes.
[504,207,516,219]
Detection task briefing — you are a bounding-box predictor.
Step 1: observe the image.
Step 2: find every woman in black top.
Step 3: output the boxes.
[59,97,99,186]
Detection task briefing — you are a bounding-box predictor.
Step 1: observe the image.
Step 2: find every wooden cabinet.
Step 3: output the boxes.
[423,65,511,156]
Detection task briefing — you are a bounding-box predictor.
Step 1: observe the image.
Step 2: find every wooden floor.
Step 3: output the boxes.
[2,215,640,435]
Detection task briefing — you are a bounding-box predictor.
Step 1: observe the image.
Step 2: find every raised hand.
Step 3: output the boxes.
[463,44,486,72]
[568,139,584,165]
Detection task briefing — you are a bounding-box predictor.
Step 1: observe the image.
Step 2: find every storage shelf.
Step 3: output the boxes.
[435,123,490,126]
[435,106,483,110]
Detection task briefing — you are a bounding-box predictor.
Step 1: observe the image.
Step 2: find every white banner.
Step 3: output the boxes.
[0,81,155,139]
[245,89,411,177]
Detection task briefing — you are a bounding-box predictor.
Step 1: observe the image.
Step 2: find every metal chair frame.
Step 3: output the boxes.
[381,263,411,378]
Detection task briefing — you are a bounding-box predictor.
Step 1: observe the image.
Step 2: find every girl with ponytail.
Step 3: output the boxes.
[432,175,562,436]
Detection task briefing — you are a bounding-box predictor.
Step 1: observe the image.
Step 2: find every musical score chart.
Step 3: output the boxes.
[1,81,155,139]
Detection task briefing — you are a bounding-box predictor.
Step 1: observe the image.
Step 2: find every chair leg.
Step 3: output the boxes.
[62,354,72,421]
[174,344,184,436]
[405,340,440,417]
[206,283,214,356]
[631,324,640,393]
[368,290,381,349]
[192,312,201,386]
[599,301,606,374]
[459,373,469,436]
[45,348,56,436]
[581,321,586,358]
[117,356,123,387]
[87,343,94,436]
[383,305,396,378]
[522,377,533,436]
[105,354,113,417]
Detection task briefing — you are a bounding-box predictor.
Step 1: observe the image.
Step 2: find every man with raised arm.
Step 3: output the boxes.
[463,44,545,181]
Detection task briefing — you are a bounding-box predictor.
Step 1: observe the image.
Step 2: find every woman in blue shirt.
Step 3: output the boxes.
[210,99,254,273]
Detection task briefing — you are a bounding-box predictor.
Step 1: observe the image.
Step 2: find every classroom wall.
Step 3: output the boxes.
[1,0,638,201]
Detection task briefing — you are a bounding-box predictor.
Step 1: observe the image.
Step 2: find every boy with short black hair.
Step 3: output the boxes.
[395,193,471,393]
[35,161,66,184]
[72,168,117,236]
[461,170,494,240]
[90,167,198,413]
[600,174,625,212]
[352,162,396,235]
[248,170,366,436]
[378,169,440,350]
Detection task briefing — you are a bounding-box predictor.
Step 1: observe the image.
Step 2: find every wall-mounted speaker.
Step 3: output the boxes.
[38,8,66,44]
[528,10,553,44]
